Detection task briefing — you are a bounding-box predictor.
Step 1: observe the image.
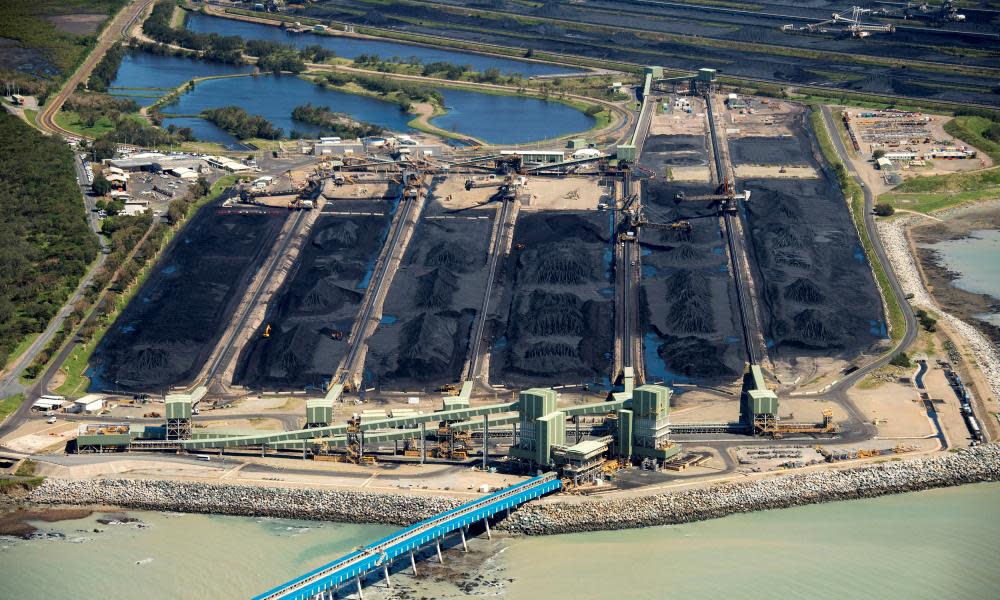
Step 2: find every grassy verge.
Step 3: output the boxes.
[0,393,26,423]
[810,107,906,344]
[4,334,39,372]
[55,176,242,395]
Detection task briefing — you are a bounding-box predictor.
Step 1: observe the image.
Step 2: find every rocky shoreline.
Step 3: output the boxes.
[25,444,1000,536]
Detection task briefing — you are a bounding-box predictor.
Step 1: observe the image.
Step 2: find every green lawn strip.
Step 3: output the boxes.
[0,393,26,423]
[55,176,242,395]
[810,107,905,344]
[3,334,40,373]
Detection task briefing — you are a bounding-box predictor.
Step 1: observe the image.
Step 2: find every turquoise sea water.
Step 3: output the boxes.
[3,483,999,599]
[922,229,1000,325]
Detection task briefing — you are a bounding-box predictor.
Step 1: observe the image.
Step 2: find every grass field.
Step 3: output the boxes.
[944,115,1000,162]
[0,393,26,423]
[881,167,1000,213]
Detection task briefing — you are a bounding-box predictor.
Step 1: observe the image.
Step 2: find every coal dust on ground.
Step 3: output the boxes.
[363,197,494,391]
[639,179,746,385]
[489,211,614,388]
[88,203,288,392]
[738,117,884,359]
[235,201,392,391]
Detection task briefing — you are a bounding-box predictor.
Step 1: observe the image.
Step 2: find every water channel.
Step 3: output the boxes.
[184,12,581,77]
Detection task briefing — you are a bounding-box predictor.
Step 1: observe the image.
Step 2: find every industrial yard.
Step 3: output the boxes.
[2,1,999,596]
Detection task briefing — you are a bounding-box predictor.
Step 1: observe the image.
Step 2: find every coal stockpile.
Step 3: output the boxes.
[234,206,392,390]
[489,212,613,387]
[88,204,287,391]
[639,180,746,384]
[641,134,710,170]
[363,208,494,390]
[729,136,811,166]
[741,171,883,357]
[300,1,1000,106]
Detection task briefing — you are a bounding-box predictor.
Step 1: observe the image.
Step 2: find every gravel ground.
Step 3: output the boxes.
[878,216,1000,402]
[26,444,1000,535]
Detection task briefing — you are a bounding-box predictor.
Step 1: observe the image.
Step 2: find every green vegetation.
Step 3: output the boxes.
[944,111,1000,163]
[0,113,98,370]
[202,106,282,139]
[89,116,195,159]
[14,459,37,477]
[317,71,441,111]
[809,107,906,345]
[87,41,126,92]
[0,393,26,422]
[873,203,895,217]
[0,0,125,79]
[890,352,912,368]
[915,309,938,333]
[881,167,1000,214]
[290,103,383,139]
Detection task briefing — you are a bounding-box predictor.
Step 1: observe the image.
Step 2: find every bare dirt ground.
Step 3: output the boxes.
[521,176,608,211]
[734,165,818,179]
[46,14,106,35]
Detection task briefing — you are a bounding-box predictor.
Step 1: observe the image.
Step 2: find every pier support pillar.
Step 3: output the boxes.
[383,564,392,589]
[420,422,426,465]
[436,539,444,563]
[483,517,491,540]
[410,551,418,575]
[460,527,468,552]
[355,576,363,599]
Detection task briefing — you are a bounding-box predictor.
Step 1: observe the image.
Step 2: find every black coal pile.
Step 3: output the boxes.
[489,212,614,387]
[363,208,493,390]
[234,208,391,390]
[743,176,883,356]
[640,134,709,176]
[729,135,811,166]
[639,180,745,384]
[88,204,287,391]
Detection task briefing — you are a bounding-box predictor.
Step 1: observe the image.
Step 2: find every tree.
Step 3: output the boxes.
[873,203,895,217]
[92,172,112,196]
[890,352,911,368]
[872,149,886,160]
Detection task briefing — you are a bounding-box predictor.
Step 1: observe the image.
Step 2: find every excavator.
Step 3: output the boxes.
[263,324,271,338]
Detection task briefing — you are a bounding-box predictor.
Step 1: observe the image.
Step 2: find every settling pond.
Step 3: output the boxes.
[184,12,581,77]
[108,53,595,145]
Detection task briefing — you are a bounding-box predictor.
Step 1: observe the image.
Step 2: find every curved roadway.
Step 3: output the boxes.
[36,0,156,138]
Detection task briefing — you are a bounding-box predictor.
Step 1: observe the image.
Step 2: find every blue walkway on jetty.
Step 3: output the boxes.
[253,473,561,600]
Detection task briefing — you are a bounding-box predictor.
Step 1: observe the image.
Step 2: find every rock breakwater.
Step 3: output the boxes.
[503,444,1000,535]
[26,445,1000,535]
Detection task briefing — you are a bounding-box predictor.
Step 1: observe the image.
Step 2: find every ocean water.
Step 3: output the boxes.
[922,229,1000,326]
[2,483,999,599]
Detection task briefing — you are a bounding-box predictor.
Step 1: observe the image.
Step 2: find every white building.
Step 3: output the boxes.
[71,395,104,414]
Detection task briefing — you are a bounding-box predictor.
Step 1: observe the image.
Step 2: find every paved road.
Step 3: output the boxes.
[36,0,156,138]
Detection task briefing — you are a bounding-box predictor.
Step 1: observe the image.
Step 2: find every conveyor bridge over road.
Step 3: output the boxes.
[253,473,561,600]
